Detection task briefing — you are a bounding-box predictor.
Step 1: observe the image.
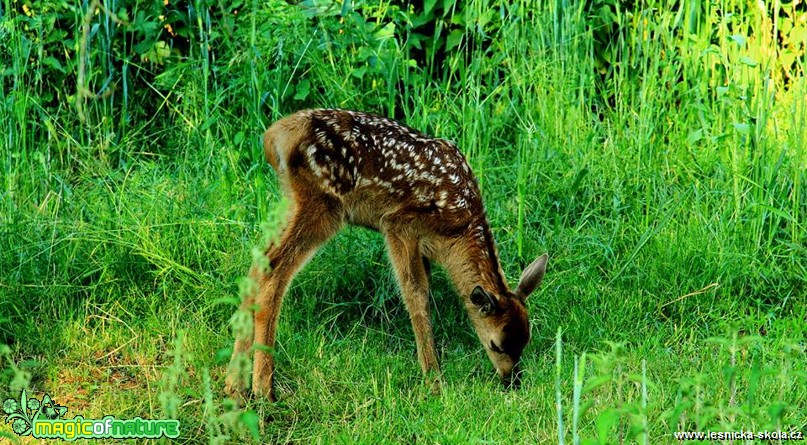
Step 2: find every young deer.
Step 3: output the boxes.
[225,109,547,401]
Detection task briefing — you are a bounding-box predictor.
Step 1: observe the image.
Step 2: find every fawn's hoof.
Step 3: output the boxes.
[427,375,443,395]
[251,376,277,402]
[224,373,249,406]
[251,384,276,402]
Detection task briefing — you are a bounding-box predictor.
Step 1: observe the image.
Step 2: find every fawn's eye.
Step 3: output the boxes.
[489,341,504,354]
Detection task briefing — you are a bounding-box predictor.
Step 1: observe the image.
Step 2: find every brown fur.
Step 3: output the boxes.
[226,109,547,401]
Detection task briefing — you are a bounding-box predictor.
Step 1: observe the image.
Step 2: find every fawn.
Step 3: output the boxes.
[225,109,548,401]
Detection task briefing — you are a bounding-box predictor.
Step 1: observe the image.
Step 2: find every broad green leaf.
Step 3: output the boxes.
[779,50,796,71]
[240,410,261,440]
[351,66,367,79]
[42,56,64,73]
[583,374,612,393]
[597,409,619,445]
[729,34,746,46]
[410,11,435,28]
[779,17,793,34]
[357,46,374,61]
[293,79,310,101]
[732,122,750,134]
[789,24,807,43]
[133,40,153,55]
[340,0,352,16]
[446,29,464,52]
[687,129,703,145]
[374,22,395,41]
[424,0,437,16]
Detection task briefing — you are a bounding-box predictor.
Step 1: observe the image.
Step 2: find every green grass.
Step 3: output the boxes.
[1,0,806,443]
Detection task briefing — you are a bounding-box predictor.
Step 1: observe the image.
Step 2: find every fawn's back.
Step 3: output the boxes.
[263,109,485,235]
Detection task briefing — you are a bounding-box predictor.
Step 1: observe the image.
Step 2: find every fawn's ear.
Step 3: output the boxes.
[515,253,548,301]
[471,285,499,316]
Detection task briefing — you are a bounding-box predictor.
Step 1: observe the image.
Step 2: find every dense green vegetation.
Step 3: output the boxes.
[1,0,805,443]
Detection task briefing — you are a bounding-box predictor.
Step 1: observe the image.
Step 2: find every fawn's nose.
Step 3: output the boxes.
[500,363,523,389]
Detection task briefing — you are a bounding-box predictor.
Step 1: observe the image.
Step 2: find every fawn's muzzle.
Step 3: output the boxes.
[501,363,523,389]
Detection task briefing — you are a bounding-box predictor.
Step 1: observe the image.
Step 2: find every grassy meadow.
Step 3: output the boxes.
[1,0,806,443]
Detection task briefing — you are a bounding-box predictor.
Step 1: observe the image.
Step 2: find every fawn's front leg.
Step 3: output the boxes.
[384,233,441,391]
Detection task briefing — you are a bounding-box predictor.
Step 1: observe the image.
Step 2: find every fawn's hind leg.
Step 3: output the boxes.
[225,194,343,401]
[252,197,343,400]
[224,264,261,400]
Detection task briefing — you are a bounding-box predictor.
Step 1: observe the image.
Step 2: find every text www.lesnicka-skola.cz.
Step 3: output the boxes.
[674,430,804,441]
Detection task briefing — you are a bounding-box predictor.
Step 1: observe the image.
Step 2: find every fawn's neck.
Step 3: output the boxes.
[442,220,510,301]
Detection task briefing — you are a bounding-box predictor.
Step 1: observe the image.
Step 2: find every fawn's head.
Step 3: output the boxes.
[469,254,548,388]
